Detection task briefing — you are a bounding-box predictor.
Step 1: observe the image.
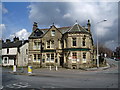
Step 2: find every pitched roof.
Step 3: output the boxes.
[66,23,89,33]
[29,29,44,39]
[29,23,90,39]
[2,40,28,48]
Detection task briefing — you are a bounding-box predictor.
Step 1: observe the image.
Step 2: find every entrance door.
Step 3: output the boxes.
[60,57,64,66]
[3,57,8,66]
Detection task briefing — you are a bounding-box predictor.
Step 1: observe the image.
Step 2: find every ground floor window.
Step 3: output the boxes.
[34,54,41,62]
[34,54,36,61]
[4,57,8,64]
[72,52,77,61]
[51,54,54,61]
[46,54,50,61]
[46,53,54,62]
[83,52,86,61]
[42,59,45,63]
[38,54,41,61]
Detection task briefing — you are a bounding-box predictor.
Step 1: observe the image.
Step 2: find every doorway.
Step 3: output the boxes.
[60,57,64,67]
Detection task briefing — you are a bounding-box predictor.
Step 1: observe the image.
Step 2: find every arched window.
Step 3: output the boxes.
[72,38,76,46]
[82,35,86,46]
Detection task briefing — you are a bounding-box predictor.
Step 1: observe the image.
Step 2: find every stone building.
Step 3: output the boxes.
[28,20,95,69]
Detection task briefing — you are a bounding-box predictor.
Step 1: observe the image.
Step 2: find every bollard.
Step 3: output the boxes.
[49,66,51,70]
[13,65,16,72]
[55,66,58,71]
[28,66,32,74]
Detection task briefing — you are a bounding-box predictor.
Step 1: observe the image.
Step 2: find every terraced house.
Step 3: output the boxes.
[28,20,96,69]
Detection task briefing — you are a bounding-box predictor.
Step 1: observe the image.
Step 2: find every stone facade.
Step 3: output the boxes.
[28,20,96,69]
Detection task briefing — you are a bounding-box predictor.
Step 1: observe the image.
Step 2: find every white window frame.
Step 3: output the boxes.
[83,52,87,63]
[51,53,54,61]
[46,40,54,49]
[51,30,55,36]
[46,53,54,62]
[72,52,77,61]
[33,42,41,50]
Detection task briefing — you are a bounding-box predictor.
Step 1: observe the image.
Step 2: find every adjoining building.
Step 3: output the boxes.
[2,37,29,67]
[115,46,120,59]
[28,20,96,69]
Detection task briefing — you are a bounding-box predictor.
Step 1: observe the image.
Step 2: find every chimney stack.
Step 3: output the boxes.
[33,22,38,31]
[6,39,11,43]
[87,19,91,32]
[13,37,19,42]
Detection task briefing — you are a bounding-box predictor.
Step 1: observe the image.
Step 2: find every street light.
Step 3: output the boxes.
[96,19,107,68]
[21,38,24,72]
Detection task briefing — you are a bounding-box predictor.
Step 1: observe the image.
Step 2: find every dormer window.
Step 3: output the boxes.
[51,30,55,36]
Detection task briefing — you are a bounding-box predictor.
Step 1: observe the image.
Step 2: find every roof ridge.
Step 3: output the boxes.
[67,23,77,32]
[77,24,81,31]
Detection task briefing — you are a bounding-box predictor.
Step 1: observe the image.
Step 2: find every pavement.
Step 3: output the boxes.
[8,62,111,77]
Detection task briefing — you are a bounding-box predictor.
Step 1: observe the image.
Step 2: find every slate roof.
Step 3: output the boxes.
[2,40,28,48]
[29,28,45,39]
[28,23,90,39]
[66,23,89,33]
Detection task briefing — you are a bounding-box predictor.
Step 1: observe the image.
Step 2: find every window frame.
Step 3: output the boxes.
[33,41,41,50]
[7,48,9,54]
[72,52,77,61]
[46,54,50,61]
[72,38,77,46]
[51,53,54,61]
[51,30,55,36]
[83,52,86,61]
[47,41,50,48]
[34,54,36,61]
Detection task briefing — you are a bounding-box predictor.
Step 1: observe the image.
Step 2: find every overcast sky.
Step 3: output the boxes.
[0,1,119,50]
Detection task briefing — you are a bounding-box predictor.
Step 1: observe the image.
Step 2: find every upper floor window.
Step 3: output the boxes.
[82,36,86,46]
[82,39,85,46]
[72,38,76,46]
[51,30,55,36]
[51,40,54,48]
[46,40,54,49]
[7,48,9,54]
[47,41,50,48]
[33,42,41,50]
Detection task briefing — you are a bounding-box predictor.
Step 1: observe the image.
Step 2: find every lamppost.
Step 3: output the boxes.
[96,19,107,68]
[21,38,24,72]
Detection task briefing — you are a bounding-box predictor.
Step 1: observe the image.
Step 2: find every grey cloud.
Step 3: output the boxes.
[28,2,118,50]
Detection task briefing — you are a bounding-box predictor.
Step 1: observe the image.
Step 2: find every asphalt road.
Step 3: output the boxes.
[1,58,119,89]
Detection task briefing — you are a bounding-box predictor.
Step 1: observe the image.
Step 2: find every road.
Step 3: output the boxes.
[1,58,119,89]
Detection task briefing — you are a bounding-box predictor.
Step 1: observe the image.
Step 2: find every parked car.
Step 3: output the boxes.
[115,58,120,61]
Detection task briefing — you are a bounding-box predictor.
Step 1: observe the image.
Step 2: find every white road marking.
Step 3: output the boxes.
[5,82,30,89]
